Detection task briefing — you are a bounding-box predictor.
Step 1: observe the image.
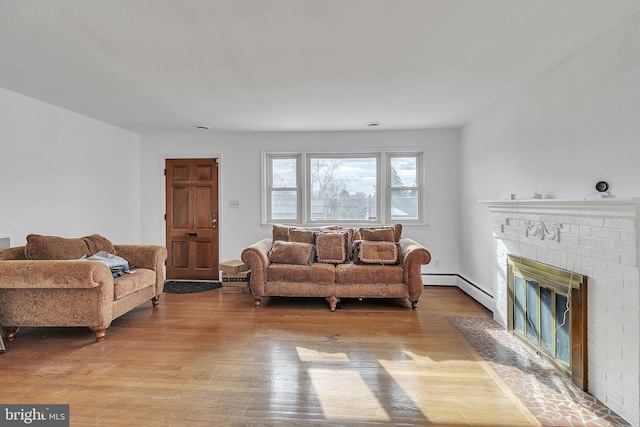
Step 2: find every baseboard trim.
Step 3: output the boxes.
[422,273,495,313]
[422,273,459,286]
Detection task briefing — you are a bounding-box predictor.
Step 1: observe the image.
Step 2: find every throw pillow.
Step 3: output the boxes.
[289,228,315,244]
[391,223,403,242]
[83,234,117,255]
[289,226,341,244]
[314,230,350,264]
[272,224,290,242]
[25,234,116,260]
[268,241,314,265]
[353,240,400,265]
[335,227,355,258]
[356,226,395,242]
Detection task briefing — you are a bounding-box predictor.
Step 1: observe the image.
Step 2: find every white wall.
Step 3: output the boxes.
[459,12,640,425]
[140,129,460,270]
[0,87,142,246]
[460,11,640,299]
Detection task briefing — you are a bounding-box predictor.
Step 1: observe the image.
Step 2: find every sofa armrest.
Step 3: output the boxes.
[114,245,167,296]
[0,260,114,289]
[241,238,272,297]
[114,245,167,271]
[399,238,432,302]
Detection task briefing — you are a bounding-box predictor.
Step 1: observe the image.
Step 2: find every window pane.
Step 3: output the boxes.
[271,190,297,220]
[391,189,418,220]
[272,158,297,188]
[309,157,377,221]
[390,157,417,187]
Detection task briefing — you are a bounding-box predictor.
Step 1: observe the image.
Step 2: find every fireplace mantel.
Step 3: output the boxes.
[480,198,640,218]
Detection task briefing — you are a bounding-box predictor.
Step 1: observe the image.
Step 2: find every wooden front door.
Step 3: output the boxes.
[165,158,219,280]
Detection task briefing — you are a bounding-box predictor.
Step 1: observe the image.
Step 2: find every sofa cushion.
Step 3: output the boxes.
[353,240,400,265]
[113,268,156,300]
[268,241,314,265]
[314,230,350,264]
[25,234,116,260]
[268,263,336,283]
[335,263,403,284]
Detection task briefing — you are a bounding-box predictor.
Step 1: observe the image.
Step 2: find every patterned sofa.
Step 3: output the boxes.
[0,234,167,342]
[241,224,431,311]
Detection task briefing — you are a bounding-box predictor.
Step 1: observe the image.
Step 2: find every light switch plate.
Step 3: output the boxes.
[229,200,240,208]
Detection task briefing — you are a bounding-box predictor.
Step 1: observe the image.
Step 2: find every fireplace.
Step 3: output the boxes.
[507,255,587,390]
[481,198,640,425]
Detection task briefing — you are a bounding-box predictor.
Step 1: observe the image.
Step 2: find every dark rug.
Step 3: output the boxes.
[163,281,222,294]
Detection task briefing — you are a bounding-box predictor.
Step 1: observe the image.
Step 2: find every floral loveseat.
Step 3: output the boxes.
[241,224,431,311]
[0,234,167,342]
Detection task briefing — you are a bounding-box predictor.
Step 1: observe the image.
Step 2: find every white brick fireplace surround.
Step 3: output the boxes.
[482,199,639,426]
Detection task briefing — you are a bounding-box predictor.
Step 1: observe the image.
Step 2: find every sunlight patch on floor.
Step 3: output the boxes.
[377,351,498,425]
[307,368,390,422]
[295,347,350,363]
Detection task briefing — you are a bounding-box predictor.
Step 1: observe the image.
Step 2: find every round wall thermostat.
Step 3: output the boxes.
[595,181,609,193]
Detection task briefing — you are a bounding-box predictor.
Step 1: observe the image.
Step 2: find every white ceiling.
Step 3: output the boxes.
[1,0,639,134]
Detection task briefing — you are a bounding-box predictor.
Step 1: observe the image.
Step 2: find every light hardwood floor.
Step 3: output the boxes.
[0,287,540,426]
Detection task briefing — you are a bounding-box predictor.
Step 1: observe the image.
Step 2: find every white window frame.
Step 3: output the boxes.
[263,150,425,225]
[265,153,302,223]
[387,152,423,222]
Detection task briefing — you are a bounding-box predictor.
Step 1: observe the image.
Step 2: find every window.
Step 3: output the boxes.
[268,155,300,222]
[389,155,421,221]
[309,155,378,222]
[265,151,423,224]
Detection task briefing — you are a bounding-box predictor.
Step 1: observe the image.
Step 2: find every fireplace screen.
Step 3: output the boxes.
[507,255,587,390]
[513,275,570,366]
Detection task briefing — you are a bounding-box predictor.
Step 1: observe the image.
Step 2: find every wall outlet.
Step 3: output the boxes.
[229,200,239,208]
